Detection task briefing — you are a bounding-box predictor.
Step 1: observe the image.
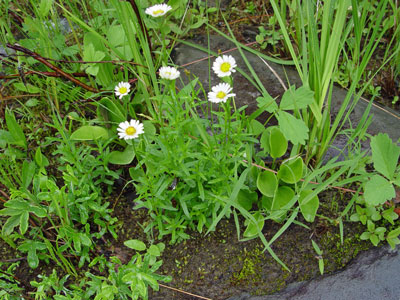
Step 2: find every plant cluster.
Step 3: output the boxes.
[0,0,399,298]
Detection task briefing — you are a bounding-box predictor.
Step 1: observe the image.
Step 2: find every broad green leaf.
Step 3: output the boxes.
[244,212,265,238]
[124,239,146,251]
[394,175,400,187]
[278,157,304,184]
[108,145,135,165]
[364,174,395,206]
[13,82,40,93]
[298,190,319,222]
[257,171,278,197]
[107,25,126,47]
[277,111,308,145]
[5,110,27,149]
[148,244,161,256]
[269,127,288,158]
[370,133,400,180]
[70,126,109,141]
[249,119,265,136]
[271,186,295,212]
[143,120,156,136]
[2,215,20,235]
[280,85,314,110]
[260,128,272,154]
[236,189,258,211]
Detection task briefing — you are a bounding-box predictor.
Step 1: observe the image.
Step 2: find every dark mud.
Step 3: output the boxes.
[0,189,372,299]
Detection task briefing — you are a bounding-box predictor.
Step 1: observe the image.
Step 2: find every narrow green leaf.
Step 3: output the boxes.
[21,160,36,189]
[20,211,29,235]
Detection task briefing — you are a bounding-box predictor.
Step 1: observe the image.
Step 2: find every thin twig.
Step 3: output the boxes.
[6,44,99,93]
[259,56,288,91]
[159,283,213,300]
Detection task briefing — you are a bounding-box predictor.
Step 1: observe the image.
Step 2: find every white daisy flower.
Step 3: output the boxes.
[145,4,172,17]
[159,66,180,80]
[212,55,237,78]
[208,83,236,103]
[117,120,144,140]
[115,82,130,99]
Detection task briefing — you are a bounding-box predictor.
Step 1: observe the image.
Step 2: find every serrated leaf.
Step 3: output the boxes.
[370,133,400,180]
[124,239,146,251]
[108,145,135,165]
[256,95,278,113]
[70,126,109,141]
[298,190,319,222]
[280,85,314,110]
[278,157,304,184]
[364,175,395,206]
[277,111,309,145]
[257,171,278,197]
[39,0,53,17]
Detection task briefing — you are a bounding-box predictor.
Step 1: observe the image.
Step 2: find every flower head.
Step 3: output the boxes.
[117,120,144,140]
[115,82,130,99]
[212,55,237,78]
[159,66,180,80]
[208,83,236,103]
[145,4,172,17]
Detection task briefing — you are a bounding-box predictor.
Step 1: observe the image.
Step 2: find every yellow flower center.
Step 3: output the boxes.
[125,126,136,136]
[220,62,231,72]
[119,87,128,94]
[153,9,164,15]
[216,91,226,99]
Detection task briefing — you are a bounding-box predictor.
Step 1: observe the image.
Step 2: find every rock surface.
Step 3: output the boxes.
[227,244,400,300]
